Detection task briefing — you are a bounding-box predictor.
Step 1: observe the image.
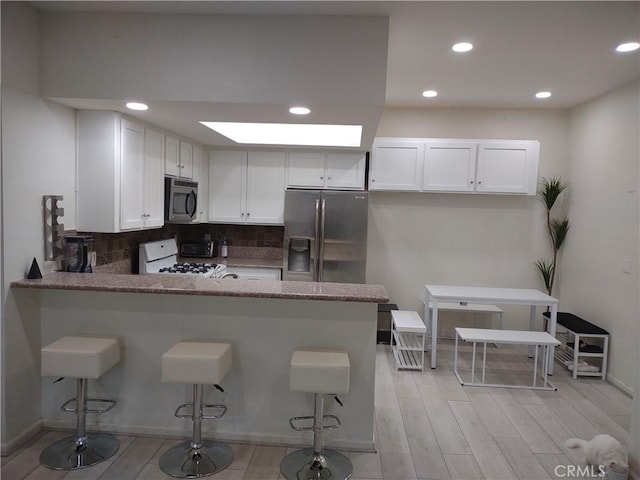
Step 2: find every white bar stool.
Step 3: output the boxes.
[159,340,233,478]
[280,349,352,480]
[40,335,121,470]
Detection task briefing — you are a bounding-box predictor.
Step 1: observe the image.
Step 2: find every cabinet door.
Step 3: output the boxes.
[179,140,193,179]
[423,142,477,192]
[246,151,286,224]
[191,145,208,223]
[287,152,326,188]
[143,128,165,229]
[119,119,145,230]
[326,153,365,190]
[165,135,180,177]
[476,141,539,195]
[208,151,247,223]
[369,139,423,191]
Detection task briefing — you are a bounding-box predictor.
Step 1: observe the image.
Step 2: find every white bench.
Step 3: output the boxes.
[453,327,560,391]
[424,301,504,340]
[391,311,426,372]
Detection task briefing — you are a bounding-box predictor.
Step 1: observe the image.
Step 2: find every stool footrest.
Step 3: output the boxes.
[61,397,116,414]
[174,403,227,420]
[289,414,341,431]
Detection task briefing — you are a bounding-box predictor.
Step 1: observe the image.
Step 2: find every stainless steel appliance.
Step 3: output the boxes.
[165,177,198,223]
[62,235,94,273]
[283,190,368,283]
[139,239,226,277]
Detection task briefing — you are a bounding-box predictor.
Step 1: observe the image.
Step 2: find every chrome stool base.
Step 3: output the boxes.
[280,448,352,480]
[159,440,233,478]
[40,433,119,470]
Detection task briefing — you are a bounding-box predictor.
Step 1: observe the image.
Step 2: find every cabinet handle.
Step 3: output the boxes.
[241,213,245,217]
[478,181,482,184]
[320,176,324,180]
[371,179,375,182]
[246,212,250,217]
[470,181,474,184]
[328,177,332,180]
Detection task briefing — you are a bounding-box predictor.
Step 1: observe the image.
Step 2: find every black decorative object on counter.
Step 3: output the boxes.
[27,257,42,279]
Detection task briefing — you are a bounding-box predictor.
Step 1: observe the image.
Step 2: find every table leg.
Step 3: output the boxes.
[533,344,539,387]
[548,304,557,375]
[430,299,439,369]
[471,340,476,384]
[482,342,487,384]
[528,305,536,357]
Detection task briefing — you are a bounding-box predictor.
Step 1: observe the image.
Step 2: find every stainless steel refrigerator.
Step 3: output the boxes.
[283,190,368,283]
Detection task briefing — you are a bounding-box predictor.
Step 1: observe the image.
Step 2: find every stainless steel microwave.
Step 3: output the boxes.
[164,177,198,223]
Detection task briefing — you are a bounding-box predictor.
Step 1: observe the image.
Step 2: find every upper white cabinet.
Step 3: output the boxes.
[423,142,477,192]
[475,141,540,195]
[371,137,539,195]
[165,135,193,179]
[369,139,423,191]
[77,111,165,232]
[191,144,208,223]
[209,150,286,225]
[287,152,366,190]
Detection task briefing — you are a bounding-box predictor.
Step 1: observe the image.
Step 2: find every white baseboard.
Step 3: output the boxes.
[42,420,376,453]
[606,374,634,397]
[1,420,43,457]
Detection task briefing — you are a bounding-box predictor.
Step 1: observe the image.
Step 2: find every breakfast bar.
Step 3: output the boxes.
[12,273,388,452]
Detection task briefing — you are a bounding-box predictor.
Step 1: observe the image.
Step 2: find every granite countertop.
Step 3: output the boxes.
[11,272,389,303]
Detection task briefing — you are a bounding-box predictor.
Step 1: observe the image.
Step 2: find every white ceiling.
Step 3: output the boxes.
[30,1,640,147]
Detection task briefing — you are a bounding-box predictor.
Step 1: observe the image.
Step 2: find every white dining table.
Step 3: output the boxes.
[424,284,559,373]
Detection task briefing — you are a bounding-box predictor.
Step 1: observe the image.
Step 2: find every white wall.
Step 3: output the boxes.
[367,107,569,331]
[561,80,639,471]
[1,2,77,451]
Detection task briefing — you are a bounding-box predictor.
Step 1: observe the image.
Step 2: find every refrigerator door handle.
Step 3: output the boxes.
[318,198,326,282]
[314,199,321,282]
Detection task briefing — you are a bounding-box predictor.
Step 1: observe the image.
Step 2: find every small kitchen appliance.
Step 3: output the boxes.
[139,238,226,278]
[165,177,198,223]
[63,235,94,273]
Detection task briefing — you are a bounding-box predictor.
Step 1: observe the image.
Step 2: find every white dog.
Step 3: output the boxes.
[564,434,629,474]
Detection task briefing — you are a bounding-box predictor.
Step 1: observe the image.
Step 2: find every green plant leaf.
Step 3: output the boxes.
[537,176,569,210]
[535,259,554,290]
[550,218,570,250]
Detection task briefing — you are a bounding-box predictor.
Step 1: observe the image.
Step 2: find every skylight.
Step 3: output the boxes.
[200,122,362,147]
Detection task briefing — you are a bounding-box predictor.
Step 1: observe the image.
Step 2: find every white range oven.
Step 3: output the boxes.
[139,239,226,278]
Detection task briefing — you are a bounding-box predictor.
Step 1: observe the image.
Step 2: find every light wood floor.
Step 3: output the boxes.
[1,343,633,480]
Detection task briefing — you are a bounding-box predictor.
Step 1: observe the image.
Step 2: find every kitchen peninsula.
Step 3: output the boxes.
[12,273,388,451]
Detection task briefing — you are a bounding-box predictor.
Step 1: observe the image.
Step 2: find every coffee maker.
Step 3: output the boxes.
[63,235,94,273]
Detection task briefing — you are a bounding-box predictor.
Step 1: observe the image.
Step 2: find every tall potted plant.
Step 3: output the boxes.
[535,176,570,297]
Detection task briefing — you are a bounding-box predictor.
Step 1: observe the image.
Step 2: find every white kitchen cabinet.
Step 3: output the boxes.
[165,135,180,177]
[191,144,208,223]
[476,141,539,195]
[422,142,477,192]
[369,138,423,191]
[209,150,285,225]
[287,151,365,190]
[225,267,282,280]
[372,137,539,195]
[165,136,193,179]
[142,128,166,229]
[77,111,165,232]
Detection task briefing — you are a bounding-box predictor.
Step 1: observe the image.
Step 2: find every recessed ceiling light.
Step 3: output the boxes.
[535,91,552,99]
[615,42,640,53]
[422,90,438,98]
[452,42,473,53]
[200,121,362,148]
[289,106,311,115]
[126,102,148,111]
